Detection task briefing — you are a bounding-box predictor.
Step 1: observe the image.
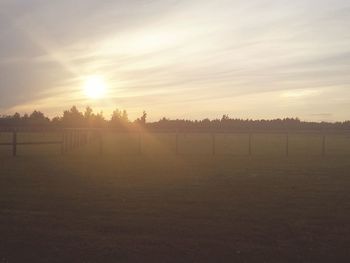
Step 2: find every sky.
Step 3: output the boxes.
[0,0,350,121]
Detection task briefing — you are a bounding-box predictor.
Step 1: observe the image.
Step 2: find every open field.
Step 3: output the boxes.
[1,154,350,262]
[1,131,350,157]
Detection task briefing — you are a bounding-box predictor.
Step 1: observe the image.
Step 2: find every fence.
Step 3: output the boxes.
[0,128,349,157]
[0,129,99,157]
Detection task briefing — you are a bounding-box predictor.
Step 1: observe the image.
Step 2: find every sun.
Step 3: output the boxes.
[83,75,107,99]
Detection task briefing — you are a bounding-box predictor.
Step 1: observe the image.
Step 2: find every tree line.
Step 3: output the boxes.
[1,106,349,131]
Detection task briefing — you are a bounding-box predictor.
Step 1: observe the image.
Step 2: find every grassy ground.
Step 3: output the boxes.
[1,154,350,262]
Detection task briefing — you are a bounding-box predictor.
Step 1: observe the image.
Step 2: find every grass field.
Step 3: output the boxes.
[1,132,350,262]
[0,154,350,262]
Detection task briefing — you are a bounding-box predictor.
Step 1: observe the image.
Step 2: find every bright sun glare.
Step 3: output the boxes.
[83,75,107,99]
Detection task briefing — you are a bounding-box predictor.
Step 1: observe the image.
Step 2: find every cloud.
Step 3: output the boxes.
[0,0,350,121]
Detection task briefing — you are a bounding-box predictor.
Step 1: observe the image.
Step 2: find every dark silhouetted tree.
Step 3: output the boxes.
[27,111,50,126]
[135,111,147,126]
[110,109,129,128]
[62,106,84,127]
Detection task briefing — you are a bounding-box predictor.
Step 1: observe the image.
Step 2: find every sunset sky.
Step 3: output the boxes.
[0,0,349,121]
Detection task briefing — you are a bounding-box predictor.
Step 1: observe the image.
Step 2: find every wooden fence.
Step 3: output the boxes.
[0,128,346,157]
[0,129,99,157]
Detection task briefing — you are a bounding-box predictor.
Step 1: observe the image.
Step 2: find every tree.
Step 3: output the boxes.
[84,106,94,127]
[221,114,229,122]
[110,109,129,128]
[135,111,147,126]
[92,111,106,128]
[84,106,93,119]
[110,109,122,127]
[62,106,84,127]
[122,110,129,123]
[13,112,21,120]
[28,110,49,126]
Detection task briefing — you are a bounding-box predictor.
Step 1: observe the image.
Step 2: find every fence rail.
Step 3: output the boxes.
[0,128,349,157]
[0,129,99,156]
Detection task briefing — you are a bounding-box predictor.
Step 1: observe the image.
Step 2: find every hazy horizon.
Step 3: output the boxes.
[1,0,350,122]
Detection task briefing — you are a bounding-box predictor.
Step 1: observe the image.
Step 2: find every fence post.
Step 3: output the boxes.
[138,131,142,155]
[175,131,179,155]
[70,131,73,150]
[76,131,78,148]
[67,131,70,151]
[322,134,326,157]
[12,129,17,157]
[212,133,216,155]
[61,132,65,155]
[83,132,86,145]
[99,132,103,155]
[71,130,74,148]
[72,130,75,148]
[286,133,289,157]
[77,131,81,148]
[74,130,77,148]
[66,131,70,152]
[76,130,79,148]
[248,133,252,156]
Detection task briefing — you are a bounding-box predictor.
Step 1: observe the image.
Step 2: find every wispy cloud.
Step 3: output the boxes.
[1,0,350,121]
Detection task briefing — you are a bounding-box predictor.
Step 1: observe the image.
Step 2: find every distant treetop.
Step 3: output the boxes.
[1,106,349,131]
